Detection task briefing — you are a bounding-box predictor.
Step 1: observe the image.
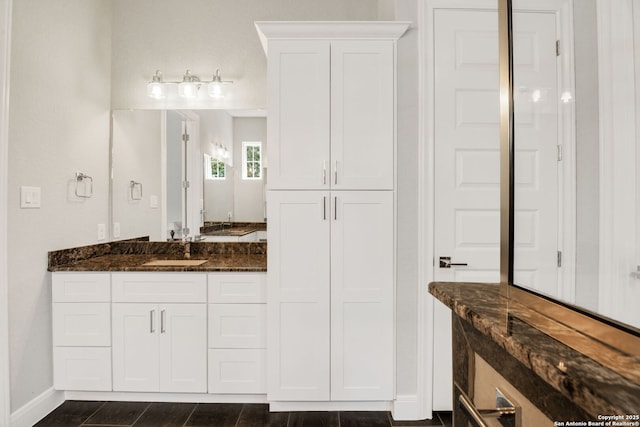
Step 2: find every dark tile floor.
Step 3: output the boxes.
[35,401,453,427]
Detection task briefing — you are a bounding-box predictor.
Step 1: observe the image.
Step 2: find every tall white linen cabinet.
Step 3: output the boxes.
[256,22,409,409]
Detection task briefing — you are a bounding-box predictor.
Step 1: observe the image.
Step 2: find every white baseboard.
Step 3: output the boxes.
[269,400,393,412]
[10,387,64,427]
[392,394,429,421]
[64,391,268,404]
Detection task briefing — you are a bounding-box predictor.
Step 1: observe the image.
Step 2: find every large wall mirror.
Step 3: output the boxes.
[508,0,640,330]
[111,109,266,241]
[107,1,383,243]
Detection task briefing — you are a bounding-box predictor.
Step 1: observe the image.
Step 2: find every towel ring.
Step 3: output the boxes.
[130,180,143,200]
[74,172,93,198]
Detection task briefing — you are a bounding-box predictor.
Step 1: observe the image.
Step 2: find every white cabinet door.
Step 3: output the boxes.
[267,191,331,400]
[159,304,207,393]
[113,303,206,393]
[112,303,160,392]
[267,40,330,190]
[330,191,394,400]
[331,41,395,190]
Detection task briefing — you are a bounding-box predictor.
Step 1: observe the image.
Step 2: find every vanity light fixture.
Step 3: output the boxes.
[213,142,230,161]
[147,69,233,100]
[146,70,166,99]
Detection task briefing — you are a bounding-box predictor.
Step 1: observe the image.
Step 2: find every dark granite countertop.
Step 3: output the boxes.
[200,222,266,236]
[49,253,266,272]
[429,281,640,418]
[48,239,266,272]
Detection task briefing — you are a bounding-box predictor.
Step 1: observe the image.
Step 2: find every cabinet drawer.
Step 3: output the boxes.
[208,304,266,349]
[112,273,206,303]
[208,273,266,303]
[208,349,266,394]
[54,347,111,391]
[53,303,110,346]
[52,273,110,302]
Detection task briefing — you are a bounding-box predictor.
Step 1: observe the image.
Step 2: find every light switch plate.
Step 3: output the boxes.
[150,195,158,209]
[97,224,106,240]
[113,222,121,238]
[20,186,41,208]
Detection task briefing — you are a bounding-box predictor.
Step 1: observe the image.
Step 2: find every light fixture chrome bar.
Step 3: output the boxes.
[499,0,515,295]
[147,69,233,99]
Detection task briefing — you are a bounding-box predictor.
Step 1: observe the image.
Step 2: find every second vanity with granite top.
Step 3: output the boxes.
[429,282,640,426]
[49,240,267,399]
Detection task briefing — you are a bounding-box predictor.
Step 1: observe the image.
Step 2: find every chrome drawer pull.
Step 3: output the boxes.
[150,310,155,333]
[457,387,520,427]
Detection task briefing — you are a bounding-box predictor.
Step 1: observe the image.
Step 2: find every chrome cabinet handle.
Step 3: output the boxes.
[160,309,166,333]
[334,196,337,220]
[150,310,155,333]
[334,160,338,185]
[323,196,327,220]
[323,161,327,185]
[457,387,520,427]
[459,393,489,427]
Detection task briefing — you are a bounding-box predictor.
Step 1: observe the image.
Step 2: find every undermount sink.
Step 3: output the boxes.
[142,260,208,267]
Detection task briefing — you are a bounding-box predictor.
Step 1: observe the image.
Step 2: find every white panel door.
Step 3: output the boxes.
[267,41,330,190]
[331,41,395,190]
[432,7,559,409]
[112,303,159,392]
[159,304,207,393]
[330,191,394,400]
[512,11,560,296]
[267,191,331,400]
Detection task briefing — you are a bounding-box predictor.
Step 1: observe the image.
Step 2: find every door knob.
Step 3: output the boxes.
[439,256,468,268]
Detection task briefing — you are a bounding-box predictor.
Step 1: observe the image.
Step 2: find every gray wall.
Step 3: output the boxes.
[574,0,600,311]
[110,0,381,111]
[8,0,112,411]
[233,117,267,222]
[395,0,420,397]
[201,110,234,222]
[166,111,184,234]
[111,110,163,241]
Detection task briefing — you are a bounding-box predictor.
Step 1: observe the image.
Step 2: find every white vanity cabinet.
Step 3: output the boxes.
[52,273,112,391]
[207,273,267,394]
[111,273,207,393]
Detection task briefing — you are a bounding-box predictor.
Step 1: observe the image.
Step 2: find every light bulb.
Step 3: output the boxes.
[178,70,199,99]
[147,70,166,99]
[147,82,166,99]
[179,82,198,98]
[208,69,226,99]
